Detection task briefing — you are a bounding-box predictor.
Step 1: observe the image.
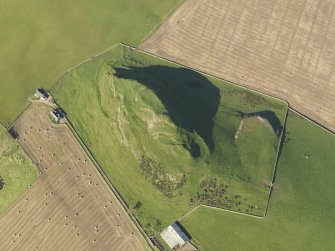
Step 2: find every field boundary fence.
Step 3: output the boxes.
[124,43,289,105]
[289,108,335,136]
[64,116,156,250]
[264,107,289,216]
[139,0,186,45]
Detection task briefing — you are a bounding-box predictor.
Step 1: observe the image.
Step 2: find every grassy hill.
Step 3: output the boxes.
[52,45,287,235]
[0,126,39,213]
[181,111,335,250]
[0,0,180,124]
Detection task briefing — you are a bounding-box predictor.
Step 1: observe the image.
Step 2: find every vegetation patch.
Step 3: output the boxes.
[0,126,39,213]
[52,44,287,235]
[190,179,257,214]
[140,155,186,198]
[0,177,4,191]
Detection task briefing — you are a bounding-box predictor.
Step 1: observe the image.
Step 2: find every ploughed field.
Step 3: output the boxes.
[141,0,335,133]
[52,44,288,235]
[0,104,146,251]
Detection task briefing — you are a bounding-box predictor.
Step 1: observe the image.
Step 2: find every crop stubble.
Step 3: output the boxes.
[141,0,335,132]
[0,104,146,251]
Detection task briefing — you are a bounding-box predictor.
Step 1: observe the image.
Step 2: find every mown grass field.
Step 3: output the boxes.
[0,126,39,214]
[52,44,287,235]
[181,111,335,250]
[0,0,180,124]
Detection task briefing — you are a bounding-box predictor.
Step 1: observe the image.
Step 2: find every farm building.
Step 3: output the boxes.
[34,88,50,101]
[160,222,190,250]
[50,108,65,123]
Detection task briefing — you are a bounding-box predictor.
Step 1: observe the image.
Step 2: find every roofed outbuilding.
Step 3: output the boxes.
[50,108,65,123]
[34,88,50,101]
[160,223,190,250]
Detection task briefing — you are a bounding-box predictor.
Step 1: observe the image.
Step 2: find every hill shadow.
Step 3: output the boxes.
[240,110,282,135]
[113,65,221,157]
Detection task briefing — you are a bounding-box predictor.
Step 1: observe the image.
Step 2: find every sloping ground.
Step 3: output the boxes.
[0,0,180,124]
[52,44,287,235]
[0,104,146,251]
[141,0,335,133]
[0,126,39,214]
[181,111,335,250]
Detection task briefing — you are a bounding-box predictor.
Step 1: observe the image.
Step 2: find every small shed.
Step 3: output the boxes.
[160,223,190,250]
[34,88,49,101]
[50,108,65,123]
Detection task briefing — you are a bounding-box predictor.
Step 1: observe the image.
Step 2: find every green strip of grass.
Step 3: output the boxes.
[0,0,181,124]
[0,126,39,214]
[181,111,335,250]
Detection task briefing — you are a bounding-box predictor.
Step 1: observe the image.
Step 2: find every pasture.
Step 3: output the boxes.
[0,0,180,124]
[52,44,288,235]
[0,103,146,250]
[141,0,335,133]
[181,111,335,250]
[0,126,39,214]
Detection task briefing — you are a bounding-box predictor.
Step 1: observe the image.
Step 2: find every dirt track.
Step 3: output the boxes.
[0,104,146,251]
[141,0,335,132]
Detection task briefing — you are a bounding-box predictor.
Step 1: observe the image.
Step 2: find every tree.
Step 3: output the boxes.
[0,177,4,190]
[134,201,142,210]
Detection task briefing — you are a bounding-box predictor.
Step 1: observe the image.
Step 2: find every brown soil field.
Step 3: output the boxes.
[141,0,335,132]
[0,103,147,251]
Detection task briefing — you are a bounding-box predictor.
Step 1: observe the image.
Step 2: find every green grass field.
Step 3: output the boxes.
[52,44,287,235]
[0,0,180,124]
[181,111,335,250]
[0,126,39,214]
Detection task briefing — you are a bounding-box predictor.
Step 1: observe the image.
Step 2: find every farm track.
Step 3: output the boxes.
[0,103,146,251]
[141,0,335,133]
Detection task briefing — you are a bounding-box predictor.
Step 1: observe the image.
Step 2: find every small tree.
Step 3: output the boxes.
[0,177,4,190]
[134,201,142,210]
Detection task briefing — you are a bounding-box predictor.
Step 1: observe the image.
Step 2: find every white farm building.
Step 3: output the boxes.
[160,223,190,250]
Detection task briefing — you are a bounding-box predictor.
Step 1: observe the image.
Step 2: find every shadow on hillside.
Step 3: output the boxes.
[240,110,282,135]
[113,65,220,157]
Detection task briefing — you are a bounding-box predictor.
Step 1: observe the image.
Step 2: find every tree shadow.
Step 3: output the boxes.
[8,127,19,139]
[113,65,221,157]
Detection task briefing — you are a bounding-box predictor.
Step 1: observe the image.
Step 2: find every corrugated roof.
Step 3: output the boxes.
[160,223,190,249]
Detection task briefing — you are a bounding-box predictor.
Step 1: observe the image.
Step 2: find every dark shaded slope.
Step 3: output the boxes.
[114,65,220,157]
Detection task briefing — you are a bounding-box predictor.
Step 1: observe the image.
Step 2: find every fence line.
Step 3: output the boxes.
[264,107,289,216]
[122,43,289,105]
[6,102,32,129]
[178,205,201,221]
[139,0,185,45]
[63,114,155,250]
[49,43,120,92]
[200,205,264,219]
[289,108,335,136]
